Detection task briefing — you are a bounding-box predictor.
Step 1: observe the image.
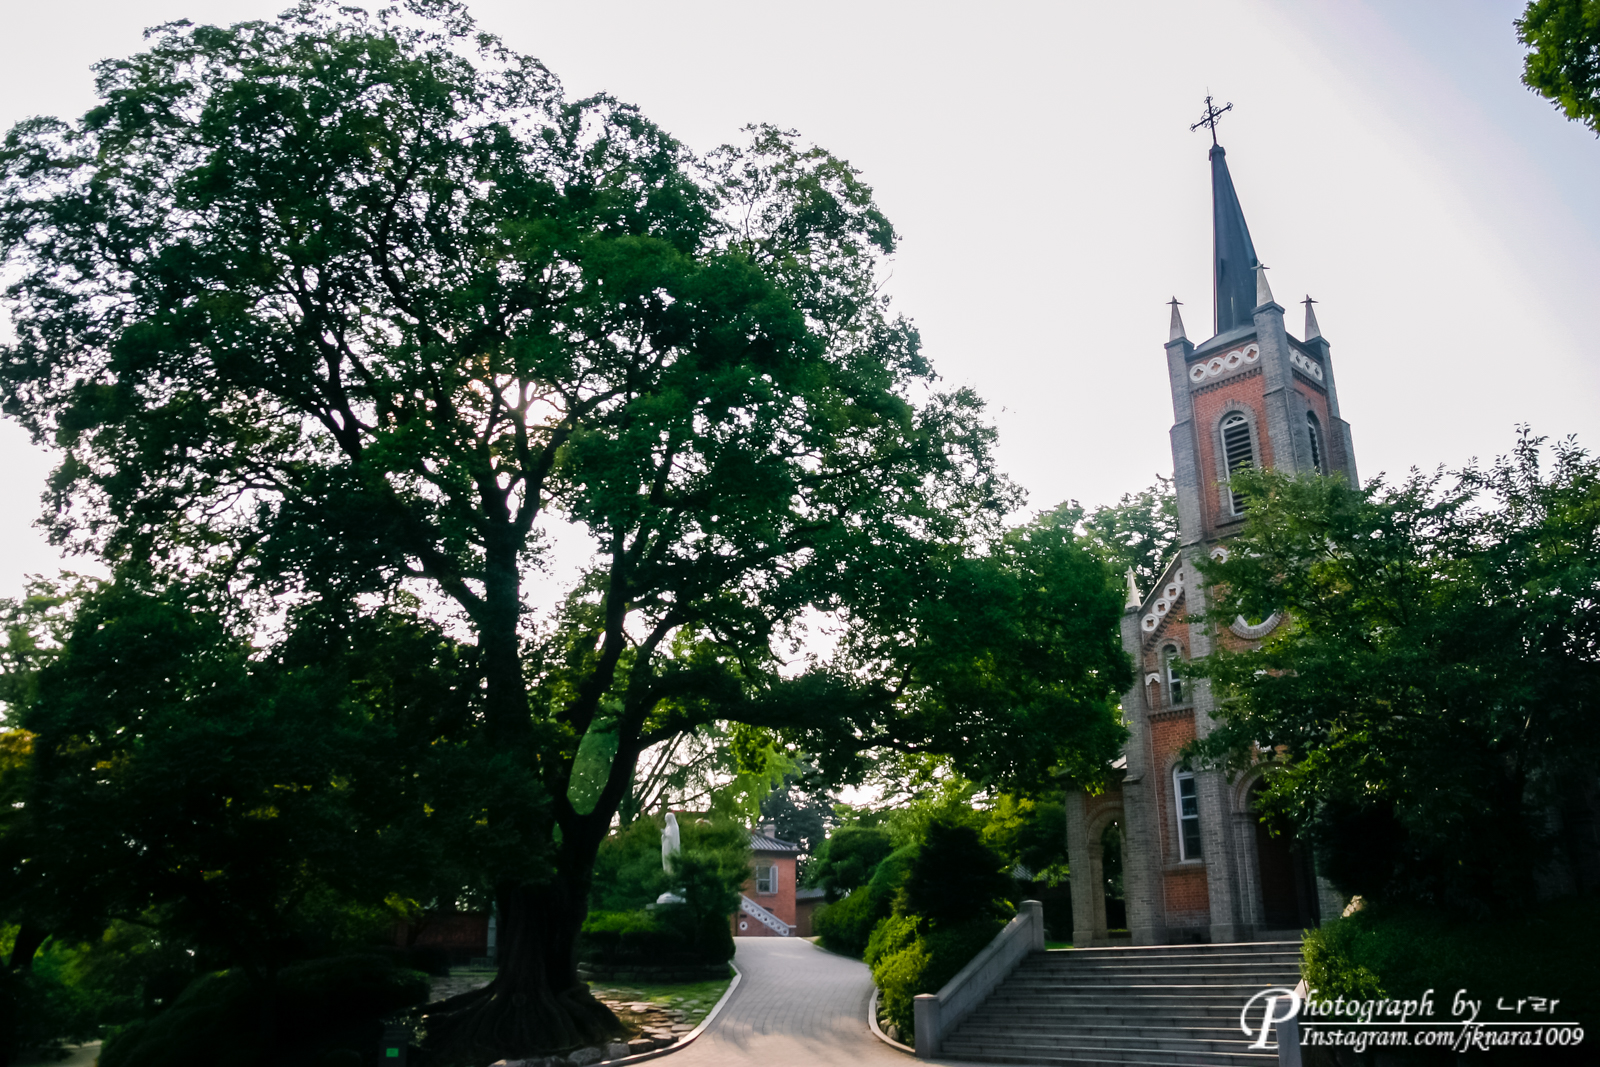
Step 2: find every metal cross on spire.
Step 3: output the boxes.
[1190,94,1233,145]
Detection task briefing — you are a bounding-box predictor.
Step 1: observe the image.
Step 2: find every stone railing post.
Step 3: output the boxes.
[913,994,941,1058]
[1023,899,1045,952]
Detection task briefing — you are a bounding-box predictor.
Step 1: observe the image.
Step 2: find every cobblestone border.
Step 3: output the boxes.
[867,986,914,1056]
[493,962,742,1067]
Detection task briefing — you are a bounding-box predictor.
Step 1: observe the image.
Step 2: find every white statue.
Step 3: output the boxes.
[656,812,685,905]
[661,811,682,871]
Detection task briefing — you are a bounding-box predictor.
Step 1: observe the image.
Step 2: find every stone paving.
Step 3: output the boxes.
[670,937,910,1067]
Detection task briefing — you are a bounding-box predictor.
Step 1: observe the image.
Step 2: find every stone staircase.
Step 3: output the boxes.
[938,941,1302,1066]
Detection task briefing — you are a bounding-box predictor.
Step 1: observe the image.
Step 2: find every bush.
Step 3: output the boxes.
[869,917,1004,1038]
[580,910,689,965]
[808,826,894,899]
[1301,896,1599,1063]
[902,822,1014,928]
[98,954,430,1067]
[813,843,920,956]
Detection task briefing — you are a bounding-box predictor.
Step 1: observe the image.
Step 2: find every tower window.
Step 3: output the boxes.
[1220,413,1255,514]
[1306,411,1325,475]
[1174,770,1202,860]
[1162,644,1184,705]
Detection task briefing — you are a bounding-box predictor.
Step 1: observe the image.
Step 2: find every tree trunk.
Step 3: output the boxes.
[420,873,620,1061]
[420,535,628,1061]
[5,923,46,971]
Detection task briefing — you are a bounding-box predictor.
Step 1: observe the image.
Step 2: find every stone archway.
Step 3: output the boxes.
[1101,819,1127,934]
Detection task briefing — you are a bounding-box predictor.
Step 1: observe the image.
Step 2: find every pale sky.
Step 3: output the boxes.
[2,0,1597,601]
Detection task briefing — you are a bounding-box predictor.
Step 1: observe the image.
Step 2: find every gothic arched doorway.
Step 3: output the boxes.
[1251,782,1319,930]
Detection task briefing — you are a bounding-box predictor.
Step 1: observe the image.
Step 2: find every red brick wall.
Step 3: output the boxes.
[393,913,488,958]
[737,854,797,936]
[1191,368,1273,539]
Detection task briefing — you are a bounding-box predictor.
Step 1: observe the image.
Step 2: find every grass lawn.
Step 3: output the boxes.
[587,976,734,1028]
[1044,941,1073,950]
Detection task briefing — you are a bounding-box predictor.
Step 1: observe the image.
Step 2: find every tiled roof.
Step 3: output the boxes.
[747,829,801,855]
[795,886,827,902]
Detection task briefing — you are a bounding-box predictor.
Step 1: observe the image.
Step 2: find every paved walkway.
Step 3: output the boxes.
[673,938,981,1067]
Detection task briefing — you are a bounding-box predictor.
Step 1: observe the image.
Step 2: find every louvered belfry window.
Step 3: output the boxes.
[1306,411,1325,475]
[1221,413,1254,514]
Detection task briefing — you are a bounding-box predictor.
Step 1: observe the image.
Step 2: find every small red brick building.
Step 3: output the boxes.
[735,824,802,937]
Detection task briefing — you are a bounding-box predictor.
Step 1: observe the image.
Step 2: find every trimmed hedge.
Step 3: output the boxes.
[579,906,732,967]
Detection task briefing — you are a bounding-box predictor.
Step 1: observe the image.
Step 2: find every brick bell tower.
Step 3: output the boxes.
[1065,125,1356,946]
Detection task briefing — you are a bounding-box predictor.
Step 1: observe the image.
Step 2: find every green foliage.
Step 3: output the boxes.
[825,509,1130,794]
[901,822,1015,929]
[858,817,1021,1038]
[586,814,747,964]
[1190,433,1600,914]
[1300,898,1600,1042]
[1070,476,1181,596]
[759,768,835,871]
[813,843,920,956]
[578,911,690,965]
[811,892,875,957]
[806,826,894,899]
[98,954,430,1067]
[0,0,1133,1050]
[981,796,1068,884]
[868,917,1004,1038]
[1519,0,1600,133]
[6,577,528,967]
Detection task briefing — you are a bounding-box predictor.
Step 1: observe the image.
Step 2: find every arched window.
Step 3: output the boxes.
[1220,413,1255,514]
[1174,769,1202,860]
[1162,644,1184,705]
[1306,410,1325,475]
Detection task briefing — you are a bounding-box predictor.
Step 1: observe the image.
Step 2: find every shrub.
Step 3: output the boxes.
[98,954,430,1067]
[579,906,732,966]
[814,843,920,956]
[808,826,894,899]
[579,910,688,965]
[1300,896,1599,1062]
[869,916,1005,1037]
[901,822,1014,928]
[813,891,875,957]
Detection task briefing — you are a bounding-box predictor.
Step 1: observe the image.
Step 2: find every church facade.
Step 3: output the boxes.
[1064,139,1356,946]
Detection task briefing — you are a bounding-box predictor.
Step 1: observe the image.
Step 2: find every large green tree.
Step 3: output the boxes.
[1519,0,1600,133]
[0,2,1128,1058]
[1190,432,1600,915]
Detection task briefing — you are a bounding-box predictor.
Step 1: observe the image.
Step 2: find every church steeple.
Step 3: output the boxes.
[1210,145,1259,336]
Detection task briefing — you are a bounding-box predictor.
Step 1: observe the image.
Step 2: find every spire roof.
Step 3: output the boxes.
[1168,297,1187,342]
[1210,145,1259,336]
[1303,295,1322,340]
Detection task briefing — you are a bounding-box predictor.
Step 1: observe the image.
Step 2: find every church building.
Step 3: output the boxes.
[1064,132,1356,946]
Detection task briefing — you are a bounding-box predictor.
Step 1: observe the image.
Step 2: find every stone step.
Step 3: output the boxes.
[985,991,1299,1004]
[970,1008,1248,1022]
[939,1038,1278,1066]
[1004,971,1301,985]
[957,1022,1261,1038]
[949,1028,1267,1054]
[1052,943,1298,958]
[940,942,1301,1067]
[1021,961,1300,976]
